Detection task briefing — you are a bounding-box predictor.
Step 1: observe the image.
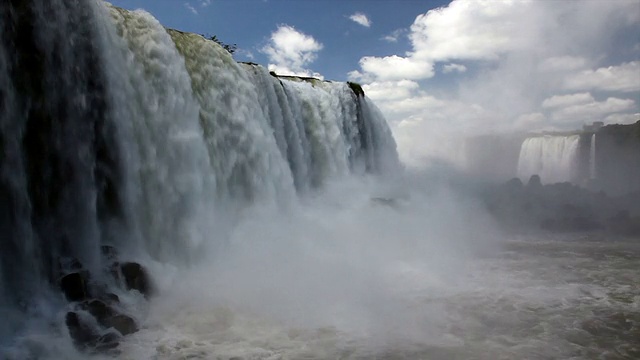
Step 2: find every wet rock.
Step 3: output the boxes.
[60,271,90,301]
[81,299,116,323]
[94,332,121,351]
[66,311,122,351]
[79,299,138,335]
[120,262,153,297]
[104,292,120,303]
[66,311,98,348]
[104,313,138,336]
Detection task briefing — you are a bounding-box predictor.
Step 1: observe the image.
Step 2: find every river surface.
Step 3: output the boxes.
[110,233,639,360]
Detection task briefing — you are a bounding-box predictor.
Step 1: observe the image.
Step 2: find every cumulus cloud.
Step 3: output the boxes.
[550,97,636,122]
[541,93,594,109]
[200,0,211,7]
[442,63,467,74]
[262,25,323,78]
[349,12,371,28]
[564,62,640,93]
[348,0,640,167]
[357,55,434,81]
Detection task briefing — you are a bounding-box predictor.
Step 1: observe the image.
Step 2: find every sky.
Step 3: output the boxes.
[108,0,640,166]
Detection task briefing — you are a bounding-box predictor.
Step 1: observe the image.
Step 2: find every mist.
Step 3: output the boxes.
[121,170,503,358]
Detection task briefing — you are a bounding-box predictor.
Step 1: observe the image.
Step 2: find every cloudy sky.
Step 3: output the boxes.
[109,0,640,165]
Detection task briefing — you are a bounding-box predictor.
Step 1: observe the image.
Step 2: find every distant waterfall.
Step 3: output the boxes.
[0,0,399,342]
[590,134,596,180]
[516,135,580,184]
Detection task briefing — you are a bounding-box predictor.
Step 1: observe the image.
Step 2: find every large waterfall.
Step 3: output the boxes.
[516,135,580,184]
[0,0,399,354]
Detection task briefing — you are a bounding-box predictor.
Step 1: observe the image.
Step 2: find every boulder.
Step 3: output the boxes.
[60,271,90,302]
[81,299,115,323]
[66,311,122,351]
[79,299,138,336]
[66,312,98,349]
[120,262,153,298]
[94,332,121,351]
[103,313,138,336]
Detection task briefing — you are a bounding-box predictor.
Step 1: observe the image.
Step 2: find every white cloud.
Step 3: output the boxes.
[381,29,406,43]
[564,61,640,93]
[362,80,420,101]
[261,25,323,78]
[349,12,371,28]
[541,93,594,109]
[442,63,467,74]
[408,0,531,62]
[550,97,636,122]
[347,0,640,168]
[604,112,640,125]
[200,0,211,7]
[357,55,434,81]
[184,2,198,15]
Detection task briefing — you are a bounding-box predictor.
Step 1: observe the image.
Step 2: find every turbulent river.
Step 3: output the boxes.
[118,234,640,360]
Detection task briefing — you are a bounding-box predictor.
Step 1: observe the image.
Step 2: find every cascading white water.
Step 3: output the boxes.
[590,133,596,180]
[0,0,400,354]
[516,135,580,184]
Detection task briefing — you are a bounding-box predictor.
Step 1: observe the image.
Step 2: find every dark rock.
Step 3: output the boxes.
[347,81,365,97]
[66,311,98,348]
[66,311,123,351]
[81,299,115,323]
[94,332,121,351]
[79,299,138,335]
[526,174,542,190]
[505,177,523,191]
[60,271,90,302]
[103,313,138,336]
[104,292,120,303]
[120,262,153,297]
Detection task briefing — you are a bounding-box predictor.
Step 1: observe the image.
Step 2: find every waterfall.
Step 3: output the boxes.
[590,134,596,180]
[516,135,580,184]
[0,0,399,347]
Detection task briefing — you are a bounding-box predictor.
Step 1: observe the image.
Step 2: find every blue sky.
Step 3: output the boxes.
[108,0,640,166]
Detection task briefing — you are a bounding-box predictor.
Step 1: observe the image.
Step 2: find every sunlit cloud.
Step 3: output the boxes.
[348,0,640,166]
[261,25,324,79]
[349,12,372,28]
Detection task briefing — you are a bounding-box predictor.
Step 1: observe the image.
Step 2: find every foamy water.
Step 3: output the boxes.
[111,193,638,360]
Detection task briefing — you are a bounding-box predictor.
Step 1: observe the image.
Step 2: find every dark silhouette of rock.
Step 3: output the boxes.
[94,332,121,351]
[526,174,542,190]
[66,312,99,349]
[60,271,90,302]
[104,292,120,303]
[66,311,123,351]
[79,299,138,336]
[81,299,116,323]
[120,262,153,298]
[104,313,138,336]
